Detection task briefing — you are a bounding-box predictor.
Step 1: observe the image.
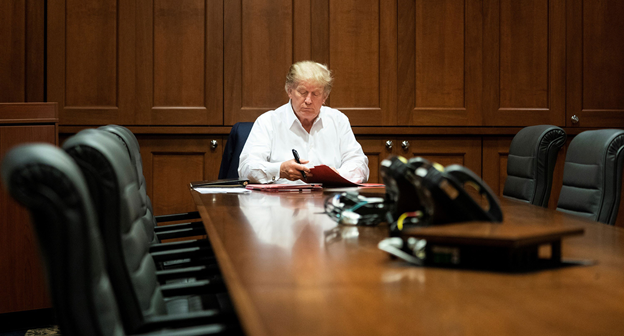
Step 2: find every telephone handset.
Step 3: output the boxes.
[380,156,503,231]
[415,162,503,225]
[443,165,503,222]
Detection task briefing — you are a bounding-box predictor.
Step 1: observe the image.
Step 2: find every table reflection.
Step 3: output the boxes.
[237,192,338,251]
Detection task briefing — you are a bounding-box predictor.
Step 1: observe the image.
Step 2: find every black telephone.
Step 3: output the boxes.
[380,156,503,232]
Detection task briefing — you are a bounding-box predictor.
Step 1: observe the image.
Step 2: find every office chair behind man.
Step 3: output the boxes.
[218,122,254,179]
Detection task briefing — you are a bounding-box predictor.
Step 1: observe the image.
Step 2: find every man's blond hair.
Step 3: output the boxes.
[285,61,333,98]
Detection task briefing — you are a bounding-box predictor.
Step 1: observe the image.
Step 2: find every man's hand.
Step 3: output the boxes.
[280,159,312,181]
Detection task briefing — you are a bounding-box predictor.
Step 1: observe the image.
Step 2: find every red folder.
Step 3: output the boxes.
[305,165,386,187]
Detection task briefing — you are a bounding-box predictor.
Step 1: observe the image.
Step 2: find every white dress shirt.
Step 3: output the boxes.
[238,102,369,184]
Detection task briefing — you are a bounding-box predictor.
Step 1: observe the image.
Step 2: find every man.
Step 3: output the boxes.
[238,61,369,184]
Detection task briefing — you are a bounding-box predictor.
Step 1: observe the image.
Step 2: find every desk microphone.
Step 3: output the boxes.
[292,149,307,179]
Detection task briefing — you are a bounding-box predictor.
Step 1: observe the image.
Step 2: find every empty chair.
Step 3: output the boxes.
[98,125,206,241]
[0,144,226,336]
[219,122,254,179]
[61,129,236,333]
[556,129,624,225]
[503,125,566,207]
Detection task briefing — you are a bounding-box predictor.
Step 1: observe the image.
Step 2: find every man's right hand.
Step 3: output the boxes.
[280,159,312,181]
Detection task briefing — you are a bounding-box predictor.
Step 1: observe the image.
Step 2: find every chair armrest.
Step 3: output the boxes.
[155,221,205,233]
[138,310,231,333]
[155,211,201,223]
[136,323,228,336]
[150,239,212,253]
[160,279,227,297]
[155,226,206,241]
[156,265,221,283]
[151,246,216,264]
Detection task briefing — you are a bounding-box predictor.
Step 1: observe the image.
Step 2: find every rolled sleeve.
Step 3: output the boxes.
[238,117,281,183]
[336,115,369,183]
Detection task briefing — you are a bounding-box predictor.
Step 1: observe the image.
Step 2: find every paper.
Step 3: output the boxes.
[305,165,361,187]
[245,184,323,192]
[194,187,251,194]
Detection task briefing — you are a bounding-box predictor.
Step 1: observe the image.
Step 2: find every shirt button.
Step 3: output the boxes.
[272,176,276,181]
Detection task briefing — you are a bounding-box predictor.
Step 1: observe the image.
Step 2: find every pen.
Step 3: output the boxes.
[291,149,307,179]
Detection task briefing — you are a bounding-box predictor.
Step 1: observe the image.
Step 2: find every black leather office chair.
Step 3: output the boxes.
[61,130,237,333]
[503,125,566,207]
[98,125,206,241]
[218,122,254,179]
[0,144,227,336]
[556,129,624,225]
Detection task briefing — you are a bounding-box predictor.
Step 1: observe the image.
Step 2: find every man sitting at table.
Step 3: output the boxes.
[238,60,369,184]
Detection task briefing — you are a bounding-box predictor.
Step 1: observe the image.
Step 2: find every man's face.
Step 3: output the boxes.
[288,81,326,123]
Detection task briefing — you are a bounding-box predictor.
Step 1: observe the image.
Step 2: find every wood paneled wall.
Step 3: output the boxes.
[2,0,624,221]
[39,0,624,128]
[0,103,58,314]
[0,0,45,102]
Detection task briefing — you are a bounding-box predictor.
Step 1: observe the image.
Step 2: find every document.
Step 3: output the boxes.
[245,184,323,192]
[305,165,384,187]
[194,187,251,194]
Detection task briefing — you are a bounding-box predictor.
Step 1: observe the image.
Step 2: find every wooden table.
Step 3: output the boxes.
[191,190,624,336]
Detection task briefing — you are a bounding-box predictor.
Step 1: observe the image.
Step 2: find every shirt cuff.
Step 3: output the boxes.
[266,162,282,182]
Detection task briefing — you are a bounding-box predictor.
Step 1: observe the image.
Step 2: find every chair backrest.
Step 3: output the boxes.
[62,129,167,332]
[218,122,254,179]
[1,144,125,336]
[556,129,624,225]
[98,125,159,242]
[503,125,566,207]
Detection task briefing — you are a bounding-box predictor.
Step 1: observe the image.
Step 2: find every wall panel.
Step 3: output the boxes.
[566,0,624,127]
[483,0,565,126]
[0,103,57,314]
[357,138,393,183]
[0,0,25,102]
[48,0,136,124]
[398,0,482,126]
[139,136,223,215]
[225,0,396,126]
[328,0,397,126]
[137,0,223,125]
[0,0,44,103]
[224,0,293,124]
[403,137,482,175]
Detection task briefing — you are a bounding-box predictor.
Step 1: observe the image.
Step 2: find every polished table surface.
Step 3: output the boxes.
[191,190,624,336]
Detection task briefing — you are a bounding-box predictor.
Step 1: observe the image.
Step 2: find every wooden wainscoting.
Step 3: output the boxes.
[138,135,224,216]
[0,103,57,314]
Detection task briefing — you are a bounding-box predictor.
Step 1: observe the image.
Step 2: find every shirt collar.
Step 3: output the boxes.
[286,100,324,132]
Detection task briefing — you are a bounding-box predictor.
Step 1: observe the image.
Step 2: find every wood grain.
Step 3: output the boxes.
[566,0,624,127]
[139,135,223,215]
[400,136,482,177]
[0,0,25,102]
[398,0,483,126]
[192,191,624,336]
[483,0,565,126]
[328,0,397,126]
[224,0,292,124]
[357,137,394,183]
[0,103,57,314]
[48,0,134,125]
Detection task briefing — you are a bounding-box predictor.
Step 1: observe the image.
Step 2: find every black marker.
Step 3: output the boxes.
[291,149,307,179]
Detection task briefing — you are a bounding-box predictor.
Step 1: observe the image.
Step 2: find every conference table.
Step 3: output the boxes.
[190,188,624,336]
